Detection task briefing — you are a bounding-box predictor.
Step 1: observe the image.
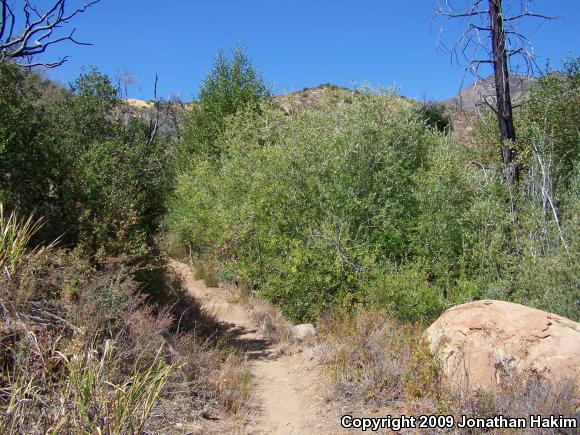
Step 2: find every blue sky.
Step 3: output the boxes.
[36,0,579,101]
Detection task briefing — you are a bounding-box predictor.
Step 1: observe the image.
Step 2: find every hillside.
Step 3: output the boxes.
[273,83,353,113]
[442,74,537,113]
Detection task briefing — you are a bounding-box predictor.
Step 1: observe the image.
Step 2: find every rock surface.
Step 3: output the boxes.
[292,323,316,342]
[425,300,580,391]
[441,74,536,112]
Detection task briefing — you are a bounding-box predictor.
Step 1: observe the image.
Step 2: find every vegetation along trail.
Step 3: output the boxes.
[169,260,325,434]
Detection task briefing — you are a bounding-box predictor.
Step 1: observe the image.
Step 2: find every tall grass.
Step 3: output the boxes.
[1,340,173,434]
[0,250,255,433]
[0,203,45,275]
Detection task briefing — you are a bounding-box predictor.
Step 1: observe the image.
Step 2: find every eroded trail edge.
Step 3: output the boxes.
[169,260,325,434]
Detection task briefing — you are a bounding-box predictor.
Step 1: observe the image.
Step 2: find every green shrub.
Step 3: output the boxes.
[169,90,436,321]
[0,63,49,215]
[419,101,451,133]
[365,263,445,322]
[179,47,270,164]
[517,58,579,197]
[0,64,171,260]
[469,59,579,319]
[168,59,578,323]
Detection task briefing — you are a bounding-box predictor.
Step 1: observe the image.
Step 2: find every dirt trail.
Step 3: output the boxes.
[169,260,325,434]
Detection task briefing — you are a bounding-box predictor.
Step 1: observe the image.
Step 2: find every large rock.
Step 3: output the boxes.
[292,323,316,342]
[425,300,580,391]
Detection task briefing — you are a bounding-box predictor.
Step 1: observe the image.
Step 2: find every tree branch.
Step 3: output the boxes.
[148,74,160,145]
[504,12,557,22]
[0,0,99,68]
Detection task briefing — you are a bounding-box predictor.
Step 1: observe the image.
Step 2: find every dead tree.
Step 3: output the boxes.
[435,0,555,193]
[0,0,99,68]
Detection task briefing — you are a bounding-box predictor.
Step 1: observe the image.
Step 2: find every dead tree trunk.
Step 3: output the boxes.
[489,0,519,190]
[435,0,556,261]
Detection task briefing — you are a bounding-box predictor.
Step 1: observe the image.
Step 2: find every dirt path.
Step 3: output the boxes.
[169,260,325,434]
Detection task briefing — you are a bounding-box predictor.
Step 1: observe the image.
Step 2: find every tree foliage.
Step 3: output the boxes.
[180,47,270,162]
[169,65,578,323]
[0,64,171,260]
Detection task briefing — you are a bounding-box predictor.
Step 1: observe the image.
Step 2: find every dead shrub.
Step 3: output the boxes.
[0,250,253,433]
[315,308,579,434]
[214,352,253,414]
[315,308,433,405]
[225,282,295,347]
[446,371,579,431]
[246,296,294,345]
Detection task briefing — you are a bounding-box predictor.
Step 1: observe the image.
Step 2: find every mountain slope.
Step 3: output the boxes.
[442,74,537,112]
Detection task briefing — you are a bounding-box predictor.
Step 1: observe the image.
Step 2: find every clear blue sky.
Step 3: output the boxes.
[36,0,579,101]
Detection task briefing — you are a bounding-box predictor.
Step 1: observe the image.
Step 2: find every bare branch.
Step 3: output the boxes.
[148,74,160,145]
[433,0,556,99]
[481,93,499,115]
[18,56,69,69]
[467,23,492,32]
[435,0,488,18]
[436,9,489,18]
[504,12,557,22]
[0,0,99,68]
[434,0,557,225]
[0,2,15,45]
[0,2,7,42]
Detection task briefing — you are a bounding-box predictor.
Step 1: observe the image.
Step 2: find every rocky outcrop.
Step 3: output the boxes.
[442,74,537,113]
[425,300,580,391]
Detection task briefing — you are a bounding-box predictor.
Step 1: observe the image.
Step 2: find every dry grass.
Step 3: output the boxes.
[193,261,220,288]
[314,308,435,405]
[442,371,579,428]
[226,283,295,347]
[314,308,579,433]
[246,297,294,346]
[2,339,173,433]
[0,244,254,433]
[0,204,50,276]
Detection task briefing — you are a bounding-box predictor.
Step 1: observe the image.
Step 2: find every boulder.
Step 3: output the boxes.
[293,323,316,342]
[425,300,580,391]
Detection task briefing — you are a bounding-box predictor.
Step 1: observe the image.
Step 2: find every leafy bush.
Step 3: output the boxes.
[0,64,171,260]
[419,101,451,132]
[168,68,578,322]
[169,90,441,321]
[179,47,270,163]
[0,63,49,214]
[470,60,579,319]
[518,58,579,196]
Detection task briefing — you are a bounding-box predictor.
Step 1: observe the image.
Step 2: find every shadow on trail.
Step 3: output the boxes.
[216,321,274,360]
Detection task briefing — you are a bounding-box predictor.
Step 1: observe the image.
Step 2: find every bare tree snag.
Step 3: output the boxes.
[0,0,100,68]
[489,0,518,187]
[435,0,555,193]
